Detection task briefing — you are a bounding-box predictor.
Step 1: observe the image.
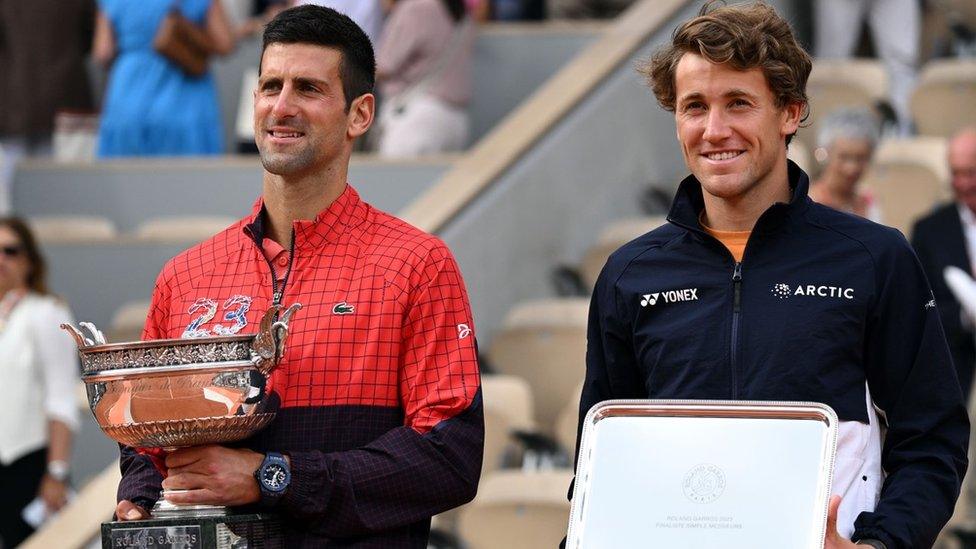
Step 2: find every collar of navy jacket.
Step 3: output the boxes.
[667,159,810,236]
[597,160,961,426]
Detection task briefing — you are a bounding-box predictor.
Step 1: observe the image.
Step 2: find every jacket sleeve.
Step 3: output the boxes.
[852,233,970,549]
[270,243,483,538]
[574,262,647,464]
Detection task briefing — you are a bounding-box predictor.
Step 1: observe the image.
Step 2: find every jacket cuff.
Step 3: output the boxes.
[853,528,893,549]
[117,460,162,515]
[279,451,329,516]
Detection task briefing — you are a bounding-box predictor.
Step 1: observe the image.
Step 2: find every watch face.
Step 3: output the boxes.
[261,464,288,491]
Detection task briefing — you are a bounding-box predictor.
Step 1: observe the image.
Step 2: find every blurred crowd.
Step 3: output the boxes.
[0,0,970,181]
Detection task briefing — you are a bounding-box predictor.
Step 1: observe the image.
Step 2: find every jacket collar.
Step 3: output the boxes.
[667,159,810,235]
[243,184,365,253]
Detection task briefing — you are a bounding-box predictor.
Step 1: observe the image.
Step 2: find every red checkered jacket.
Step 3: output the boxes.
[118,185,484,547]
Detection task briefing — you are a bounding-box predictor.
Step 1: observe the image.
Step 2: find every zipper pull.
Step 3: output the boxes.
[273,290,282,306]
[732,262,743,313]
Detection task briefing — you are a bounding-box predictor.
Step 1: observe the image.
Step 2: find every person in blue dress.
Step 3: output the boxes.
[93,0,234,157]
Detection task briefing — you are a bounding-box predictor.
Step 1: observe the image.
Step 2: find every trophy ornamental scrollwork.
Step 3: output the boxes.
[63,303,301,548]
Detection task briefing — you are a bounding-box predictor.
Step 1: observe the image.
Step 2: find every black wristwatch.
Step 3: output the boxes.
[254,452,291,505]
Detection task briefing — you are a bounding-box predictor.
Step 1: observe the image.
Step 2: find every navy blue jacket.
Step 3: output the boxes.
[580,162,969,549]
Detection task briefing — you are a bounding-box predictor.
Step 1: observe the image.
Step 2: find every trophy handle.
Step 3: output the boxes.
[61,323,96,348]
[80,322,107,345]
[271,303,302,363]
[252,303,302,376]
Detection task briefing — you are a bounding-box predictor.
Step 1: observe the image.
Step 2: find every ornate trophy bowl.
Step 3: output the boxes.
[62,303,301,527]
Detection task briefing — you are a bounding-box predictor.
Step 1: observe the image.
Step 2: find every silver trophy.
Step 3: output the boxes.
[63,303,301,548]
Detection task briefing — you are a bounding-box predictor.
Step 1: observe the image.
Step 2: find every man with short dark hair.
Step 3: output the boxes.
[113,6,484,546]
[578,3,968,548]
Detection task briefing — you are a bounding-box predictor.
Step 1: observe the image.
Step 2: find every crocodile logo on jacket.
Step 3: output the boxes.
[332,302,355,315]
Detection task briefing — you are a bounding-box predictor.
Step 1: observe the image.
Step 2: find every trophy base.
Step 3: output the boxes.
[102,513,282,549]
[152,490,228,519]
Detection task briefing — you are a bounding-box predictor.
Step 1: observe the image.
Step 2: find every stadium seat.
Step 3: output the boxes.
[911,59,976,138]
[487,298,588,434]
[860,137,950,237]
[132,216,237,243]
[554,381,583,457]
[801,59,889,154]
[28,215,116,243]
[108,300,151,343]
[481,374,537,474]
[579,215,667,291]
[457,469,574,549]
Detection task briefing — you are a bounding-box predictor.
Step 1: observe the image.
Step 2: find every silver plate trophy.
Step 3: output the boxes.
[566,400,838,549]
[63,303,301,548]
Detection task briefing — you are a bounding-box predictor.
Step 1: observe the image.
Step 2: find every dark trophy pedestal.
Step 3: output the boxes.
[102,513,283,549]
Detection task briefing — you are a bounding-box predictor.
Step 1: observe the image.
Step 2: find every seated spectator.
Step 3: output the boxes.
[375,0,473,157]
[808,108,881,222]
[94,0,235,157]
[0,217,79,547]
[0,0,96,212]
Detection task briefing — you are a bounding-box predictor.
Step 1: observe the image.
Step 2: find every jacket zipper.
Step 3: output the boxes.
[261,228,296,308]
[730,261,742,400]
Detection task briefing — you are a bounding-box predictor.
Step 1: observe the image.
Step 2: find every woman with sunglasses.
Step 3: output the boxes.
[0,217,79,547]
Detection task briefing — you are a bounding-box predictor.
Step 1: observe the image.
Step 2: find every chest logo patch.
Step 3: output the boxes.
[182,298,218,338]
[772,284,792,299]
[772,283,854,300]
[333,302,355,315]
[181,295,252,338]
[641,288,698,307]
[214,295,251,335]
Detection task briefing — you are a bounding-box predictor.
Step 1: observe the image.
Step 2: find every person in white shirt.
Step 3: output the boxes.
[0,217,79,547]
[375,0,473,156]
